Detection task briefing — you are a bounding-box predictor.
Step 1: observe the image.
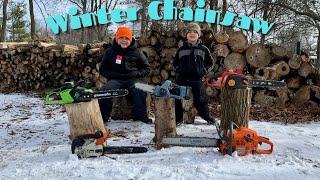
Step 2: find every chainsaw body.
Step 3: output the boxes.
[45,81,128,105]
[219,127,273,156]
[135,80,191,100]
[71,130,148,158]
[205,69,286,89]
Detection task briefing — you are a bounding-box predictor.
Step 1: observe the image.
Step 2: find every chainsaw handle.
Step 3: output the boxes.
[256,136,273,155]
[204,78,223,88]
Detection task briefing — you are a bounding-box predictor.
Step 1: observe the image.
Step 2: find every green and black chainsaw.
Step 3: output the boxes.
[44,81,128,105]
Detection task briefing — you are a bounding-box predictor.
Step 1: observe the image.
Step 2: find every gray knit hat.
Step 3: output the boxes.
[187,23,201,36]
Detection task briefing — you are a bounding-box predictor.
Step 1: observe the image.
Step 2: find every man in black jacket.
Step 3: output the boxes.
[99,26,152,124]
[173,23,216,125]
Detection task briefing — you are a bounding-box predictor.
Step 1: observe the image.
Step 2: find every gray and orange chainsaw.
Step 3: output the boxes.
[71,130,148,158]
[138,69,284,156]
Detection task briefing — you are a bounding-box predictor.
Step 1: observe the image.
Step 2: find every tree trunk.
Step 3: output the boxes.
[0,0,8,42]
[29,0,36,40]
[221,88,252,131]
[65,99,107,140]
[154,97,176,149]
[317,27,320,68]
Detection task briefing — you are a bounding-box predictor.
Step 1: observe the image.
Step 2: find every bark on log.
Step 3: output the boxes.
[286,76,303,89]
[221,88,252,131]
[182,99,196,124]
[154,97,176,149]
[65,99,107,140]
[292,86,311,105]
[271,45,289,59]
[253,90,276,107]
[298,63,314,78]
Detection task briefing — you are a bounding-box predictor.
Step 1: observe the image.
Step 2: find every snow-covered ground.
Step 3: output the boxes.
[0,93,320,180]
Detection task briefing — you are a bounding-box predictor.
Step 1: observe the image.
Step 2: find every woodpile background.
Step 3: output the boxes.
[1,23,320,109]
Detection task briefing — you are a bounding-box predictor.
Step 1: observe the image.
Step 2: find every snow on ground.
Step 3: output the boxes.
[0,93,320,180]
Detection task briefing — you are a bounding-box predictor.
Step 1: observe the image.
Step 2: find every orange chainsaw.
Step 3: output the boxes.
[204,68,286,88]
[160,123,273,156]
[160,68,279,156]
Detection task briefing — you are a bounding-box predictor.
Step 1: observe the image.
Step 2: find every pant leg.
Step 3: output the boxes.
[126,79,147,120]
[175,77,186,123]
[99,79,125,121]
[189,80,211,120]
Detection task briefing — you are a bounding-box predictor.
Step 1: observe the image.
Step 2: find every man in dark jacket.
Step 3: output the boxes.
[99,26,152,124]
[173,23,216,125]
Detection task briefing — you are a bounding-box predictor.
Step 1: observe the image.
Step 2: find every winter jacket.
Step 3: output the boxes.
[173,40,214,80]
[100,38,150,80]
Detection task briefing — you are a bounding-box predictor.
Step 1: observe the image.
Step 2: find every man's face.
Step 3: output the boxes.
[187,30,199,43]
[117,37,131,48]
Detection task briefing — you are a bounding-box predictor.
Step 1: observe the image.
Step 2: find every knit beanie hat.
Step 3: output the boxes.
[115,26,133,42]
[187,23,201,36]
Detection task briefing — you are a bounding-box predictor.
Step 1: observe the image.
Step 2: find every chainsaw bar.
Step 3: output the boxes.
[227,75,286,89]
[251,79,286,88]
[134,82,155,93]
[103,146,148,154]
[160,136,220,147]
[75,89,129,102]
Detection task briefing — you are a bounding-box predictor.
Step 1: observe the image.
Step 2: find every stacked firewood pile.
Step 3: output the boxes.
[0,24,319,108]
[0,41,110,91]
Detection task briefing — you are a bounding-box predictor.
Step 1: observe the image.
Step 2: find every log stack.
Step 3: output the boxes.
[1,25,319,109]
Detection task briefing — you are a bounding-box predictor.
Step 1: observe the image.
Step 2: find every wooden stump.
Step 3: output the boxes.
[220,88,252,131]
[154,97,176,149]
[65,99,107,140]
[111,97,132,120]
[182,99,196,124]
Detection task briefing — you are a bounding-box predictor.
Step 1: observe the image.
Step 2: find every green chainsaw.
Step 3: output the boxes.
[44,81,128,105]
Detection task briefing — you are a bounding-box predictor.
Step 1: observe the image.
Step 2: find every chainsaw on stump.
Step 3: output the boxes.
[44,81,128,105]
[204,68,286,89]
[134,80,191,100]
[138,69,283,156]
[71,130,148,158]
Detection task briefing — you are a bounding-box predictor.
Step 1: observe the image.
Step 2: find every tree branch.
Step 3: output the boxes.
[271,2,320,21]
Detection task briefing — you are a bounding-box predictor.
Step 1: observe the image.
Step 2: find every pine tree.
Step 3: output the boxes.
[8,2,30,42]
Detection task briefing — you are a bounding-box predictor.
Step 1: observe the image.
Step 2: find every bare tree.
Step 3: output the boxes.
[271,0,320,66]
[0,0,8,42]
[29,0,36,39]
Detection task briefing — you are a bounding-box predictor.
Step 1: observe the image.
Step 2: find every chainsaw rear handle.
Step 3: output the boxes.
[256,136,273,155]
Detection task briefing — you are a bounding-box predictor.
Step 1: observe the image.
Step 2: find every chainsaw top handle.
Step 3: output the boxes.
[256,136,273,154]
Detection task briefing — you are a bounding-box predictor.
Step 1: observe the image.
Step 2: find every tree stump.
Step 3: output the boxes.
[220,88,252,131]
[65,99,107,140]
[154,97,176,149]
[182,99,196,124]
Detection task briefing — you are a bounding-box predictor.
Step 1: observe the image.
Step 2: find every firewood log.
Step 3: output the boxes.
[224,53,246,70]
[227,31,248,53]
[246,44,271,68]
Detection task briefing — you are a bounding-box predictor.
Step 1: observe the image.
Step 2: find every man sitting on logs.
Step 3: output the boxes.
[173,23,216,125]
[99,26,152,124]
